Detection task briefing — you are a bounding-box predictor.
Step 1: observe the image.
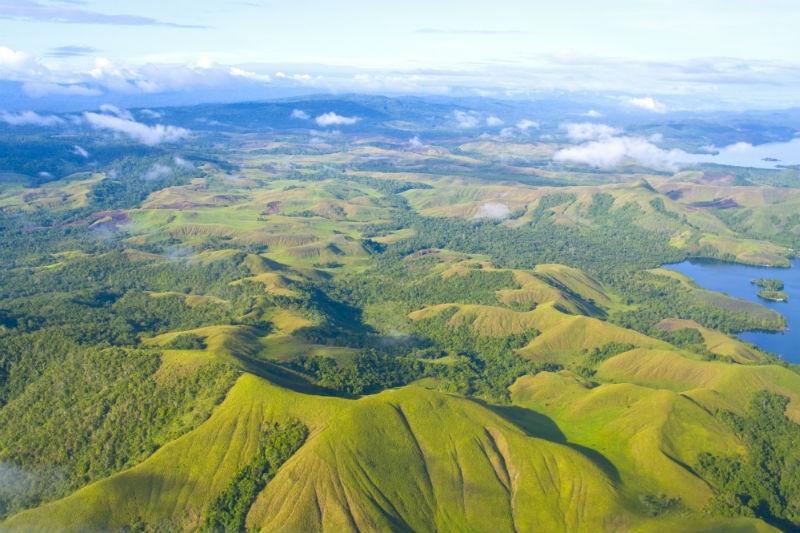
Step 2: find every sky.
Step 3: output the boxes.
[1,0,800,109]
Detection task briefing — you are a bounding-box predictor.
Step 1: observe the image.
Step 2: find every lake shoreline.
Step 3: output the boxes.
[664,258,799,363]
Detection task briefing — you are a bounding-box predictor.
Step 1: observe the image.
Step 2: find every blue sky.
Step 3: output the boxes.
[1,0,800,108]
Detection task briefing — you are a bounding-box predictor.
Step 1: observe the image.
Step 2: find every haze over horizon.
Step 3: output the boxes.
[1,0,800,110]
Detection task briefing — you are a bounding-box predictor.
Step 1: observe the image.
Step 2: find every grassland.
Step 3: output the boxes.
[3,374,779,533]
[655,318,770,363]
[511,371,745,506]
[596,349,800,421]
[2,116,799,532]
[409,301,666,366]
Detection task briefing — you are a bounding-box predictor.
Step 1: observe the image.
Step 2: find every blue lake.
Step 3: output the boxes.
[697,138,800,169]
[666,259,799,363]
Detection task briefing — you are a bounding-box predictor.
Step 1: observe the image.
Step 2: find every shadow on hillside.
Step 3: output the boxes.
[232,352,352,398]
[484,402,621,484]
[488,404,566,441]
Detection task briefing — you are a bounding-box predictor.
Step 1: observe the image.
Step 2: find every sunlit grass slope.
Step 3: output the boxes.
[655,318,770,363]
[495,264,611,316]
[409,302,667,364]
[147,321,357,368]
[5,374,778,533]
[6,377,632,532]
[511,372,744,506]
[596,349,800,421]
[533,263,613,309]
[246,385,630,533]
[2,375,343,532]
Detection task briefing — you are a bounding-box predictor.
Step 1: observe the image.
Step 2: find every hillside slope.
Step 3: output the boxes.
[3,372,778,533]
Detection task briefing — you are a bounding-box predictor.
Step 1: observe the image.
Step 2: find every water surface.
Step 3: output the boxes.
[698,138,800,169]
[666,259,799,363]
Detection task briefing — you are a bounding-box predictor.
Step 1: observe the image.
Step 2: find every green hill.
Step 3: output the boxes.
[596,348,800,421]
[655,318,770,364]
[2,375,778,533]
[511,372,744,505]
[409,301,667,365]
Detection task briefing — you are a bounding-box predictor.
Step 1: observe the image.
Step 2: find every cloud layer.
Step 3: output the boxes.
[555,135,694,170]
[554,134,800,171]
[562,122,619,142]
[0,110,63,126]
[1,42,799,110]
[83,111,189,145]
[485,115,504,127]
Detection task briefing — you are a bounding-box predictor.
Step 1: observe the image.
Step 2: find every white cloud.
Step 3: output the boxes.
[0,47,24,66]
[562,122,619,142]
[99,103,133,120]
[276,71,312,81]
[82,58,279,96]
[555,129,800,170]
[229,67,271,82]
[1,45,799,110]
[139,109,163,119]
[315,112,359,126]
[516,119,540,131]
[88,58,165,94]
[453,110,480,128]
[291,109,310,120]
[0,46,53,85]
[406,136,425,151]
[173,156,193,168]
[0,110,63,126]
[554,136,696,170]
[73,145,89,158]
[21,82,101,97]
[83,112,190,145]
[628,96,667,113]
[475,202,511,219]
[486,115,504,127]
[584,110,603,118]
[0,46,33,70]
[142,163,172,181]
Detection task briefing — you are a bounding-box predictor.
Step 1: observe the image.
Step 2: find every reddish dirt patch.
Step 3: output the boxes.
[263,201,282,215]
[85,210,131,230]
[698,171,738,186]
[25,209,132,232]
[405,249,441,261]
[689,198,740,209]
[156,201,215,210]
